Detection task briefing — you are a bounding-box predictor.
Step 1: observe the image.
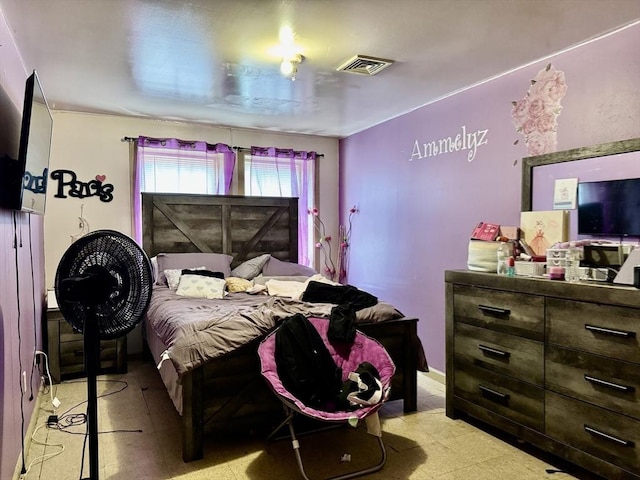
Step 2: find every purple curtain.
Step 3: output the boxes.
[248,147,316,266]
[132,136,235,243]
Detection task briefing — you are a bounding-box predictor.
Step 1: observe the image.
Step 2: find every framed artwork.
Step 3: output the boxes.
[520,210,568,256]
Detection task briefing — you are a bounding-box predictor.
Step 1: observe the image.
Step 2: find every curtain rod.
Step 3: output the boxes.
[121,136,323,157]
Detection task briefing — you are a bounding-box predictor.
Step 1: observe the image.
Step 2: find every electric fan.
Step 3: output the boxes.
[54,230,153,480]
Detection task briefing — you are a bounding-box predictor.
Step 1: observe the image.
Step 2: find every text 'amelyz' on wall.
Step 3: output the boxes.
[409,125,489,162]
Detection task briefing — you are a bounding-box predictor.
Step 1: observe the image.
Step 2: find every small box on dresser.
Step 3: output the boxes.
[445,270,640,480]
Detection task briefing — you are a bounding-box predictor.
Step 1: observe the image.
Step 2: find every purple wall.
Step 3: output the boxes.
[339,24,640,373]
[1,81,46,480]
[0,212,45,480]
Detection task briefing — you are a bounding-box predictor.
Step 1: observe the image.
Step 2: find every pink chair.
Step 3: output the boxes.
[258,317,396,480]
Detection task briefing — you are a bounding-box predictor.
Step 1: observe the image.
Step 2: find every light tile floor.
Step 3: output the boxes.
[20,360,603,480]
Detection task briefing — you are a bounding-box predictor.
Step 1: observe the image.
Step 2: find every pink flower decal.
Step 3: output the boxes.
[512,63,567,156]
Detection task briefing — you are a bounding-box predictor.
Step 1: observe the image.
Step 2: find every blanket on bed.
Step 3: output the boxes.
[145,286,404,377]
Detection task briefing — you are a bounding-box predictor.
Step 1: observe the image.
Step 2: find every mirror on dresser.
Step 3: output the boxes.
[521,137,640,209]
[521,137,640,256]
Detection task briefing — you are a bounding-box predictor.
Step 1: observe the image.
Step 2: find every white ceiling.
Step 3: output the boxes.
[1,0,638,138]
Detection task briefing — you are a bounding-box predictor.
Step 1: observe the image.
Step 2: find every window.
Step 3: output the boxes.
[244,147,316,267]
[132,137,317,267]
[137,138,234,194]
[132,137,235,242]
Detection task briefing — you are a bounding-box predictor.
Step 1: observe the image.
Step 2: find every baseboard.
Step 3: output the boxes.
[421,367,445,385]
[13,388,44,479]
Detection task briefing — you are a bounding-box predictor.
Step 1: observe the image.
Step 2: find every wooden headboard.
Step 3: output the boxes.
[142,193,298,268]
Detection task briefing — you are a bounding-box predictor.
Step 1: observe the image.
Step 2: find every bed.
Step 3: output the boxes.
[141,192,426,462]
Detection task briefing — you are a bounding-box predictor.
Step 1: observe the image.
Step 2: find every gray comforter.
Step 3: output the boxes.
[145,286,403,377]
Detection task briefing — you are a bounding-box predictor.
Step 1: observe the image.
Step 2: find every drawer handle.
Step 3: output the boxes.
[478,344,511,358]
[584,324,635,338]
[479,385,510,402]
[584,425,635,447]
[477,305,511,316]
[584,374,635,393]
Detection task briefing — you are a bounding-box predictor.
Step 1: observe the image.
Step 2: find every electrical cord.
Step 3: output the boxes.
[20,423,65,478]
[57,379,129,419]
[52,380,141,434]
[14,211,27,475]
[52,379,136,480]
[23,379,139,479]
[34,351,56,412]
[28,214,39,402]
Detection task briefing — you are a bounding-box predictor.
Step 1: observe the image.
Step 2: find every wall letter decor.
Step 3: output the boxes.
[409,125,489,162]
[50,169,114,202]
[24,167,48,194]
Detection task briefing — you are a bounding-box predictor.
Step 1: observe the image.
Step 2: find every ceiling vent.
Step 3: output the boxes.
[336,55,394,76]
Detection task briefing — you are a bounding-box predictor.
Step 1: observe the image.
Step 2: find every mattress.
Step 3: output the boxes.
[145,285,404,379]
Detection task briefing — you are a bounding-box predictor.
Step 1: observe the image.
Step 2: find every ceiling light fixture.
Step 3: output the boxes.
[280,53,303,81]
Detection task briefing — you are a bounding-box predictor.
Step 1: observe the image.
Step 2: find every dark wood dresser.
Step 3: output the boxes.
[445,270,639,480]
[46,306,127,383]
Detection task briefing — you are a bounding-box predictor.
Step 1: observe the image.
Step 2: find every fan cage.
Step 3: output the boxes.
[55,230,152,340]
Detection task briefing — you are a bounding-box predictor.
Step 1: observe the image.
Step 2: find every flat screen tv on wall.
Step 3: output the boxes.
[577,178,640,237]
[0,70,53,215]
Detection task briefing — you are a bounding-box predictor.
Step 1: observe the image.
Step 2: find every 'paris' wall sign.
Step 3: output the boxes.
[50,169,114,202]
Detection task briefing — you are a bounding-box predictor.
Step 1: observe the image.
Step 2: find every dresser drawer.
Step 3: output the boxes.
[546,392,640,475]
[59,338,119,368]
[59,319,82,342]
[546,345,640,420]
[453,285,544,340]
[454,362,544,430]
[547,298,640,364]
[455,322,543,386]
[47,308,127,382]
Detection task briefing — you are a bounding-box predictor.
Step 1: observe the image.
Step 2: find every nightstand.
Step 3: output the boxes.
[46,303,127,383]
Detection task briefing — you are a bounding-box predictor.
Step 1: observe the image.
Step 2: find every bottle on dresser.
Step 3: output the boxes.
[565,241,581,283]
[497,241,510,276]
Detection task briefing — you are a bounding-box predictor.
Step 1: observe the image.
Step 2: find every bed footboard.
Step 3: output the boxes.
[179,316,419,462]
[359,317,418,412]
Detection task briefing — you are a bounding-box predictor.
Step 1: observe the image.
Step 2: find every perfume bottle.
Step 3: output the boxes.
[497,242,509,275]
[507,257,515,277]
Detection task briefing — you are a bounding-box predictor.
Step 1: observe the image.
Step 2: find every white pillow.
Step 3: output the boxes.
[265,279,307,299]
[175,275,226,299]
[150,256,159,283]
[253,274,310,285]
[164,266,206,290]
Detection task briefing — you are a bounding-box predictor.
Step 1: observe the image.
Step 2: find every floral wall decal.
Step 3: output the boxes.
[511,63,568,156]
